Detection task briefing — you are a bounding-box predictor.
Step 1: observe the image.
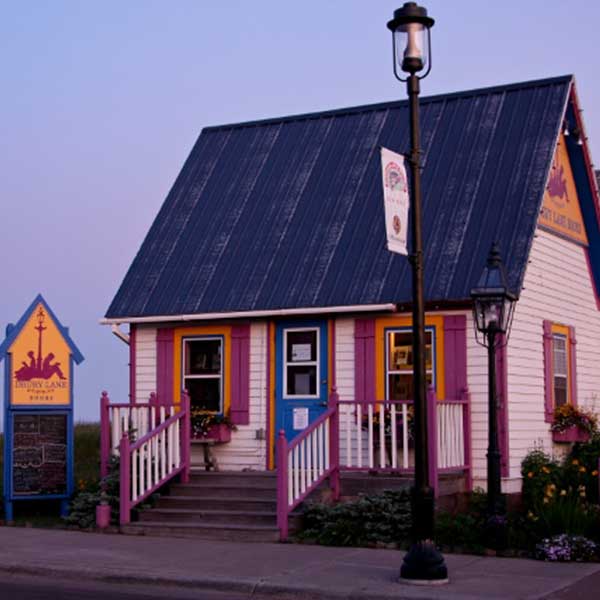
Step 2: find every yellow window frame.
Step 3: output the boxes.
[173,325,232,413]
[375,315,445,401]
[550,322,571,407]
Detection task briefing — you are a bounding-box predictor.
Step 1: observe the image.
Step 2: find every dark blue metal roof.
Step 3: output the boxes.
[106,76,573,319]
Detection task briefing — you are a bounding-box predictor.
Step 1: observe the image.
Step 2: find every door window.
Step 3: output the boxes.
[284,329,319,397]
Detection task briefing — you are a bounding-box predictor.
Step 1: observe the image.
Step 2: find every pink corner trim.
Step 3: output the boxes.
[129,325,136,404]
[330,319,337,390]
[266,322,273,470]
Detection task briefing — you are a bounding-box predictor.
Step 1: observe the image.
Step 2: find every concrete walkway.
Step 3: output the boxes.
[0,528,598,599]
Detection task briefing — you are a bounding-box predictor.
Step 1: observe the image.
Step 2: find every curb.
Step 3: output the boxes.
[0,562,423,600]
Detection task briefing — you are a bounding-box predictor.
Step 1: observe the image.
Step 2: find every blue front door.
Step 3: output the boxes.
[275,321,328,442]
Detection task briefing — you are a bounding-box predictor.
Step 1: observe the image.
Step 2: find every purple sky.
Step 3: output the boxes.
[2,1,600,423]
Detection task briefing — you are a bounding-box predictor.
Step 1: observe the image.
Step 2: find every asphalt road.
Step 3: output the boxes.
[0,573,258,600]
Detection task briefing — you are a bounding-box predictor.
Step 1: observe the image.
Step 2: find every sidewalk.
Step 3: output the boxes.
[0,528,598,599]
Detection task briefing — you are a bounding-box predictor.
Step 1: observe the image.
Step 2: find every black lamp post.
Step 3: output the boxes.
[387,3,447,583]
[471,243,517,522]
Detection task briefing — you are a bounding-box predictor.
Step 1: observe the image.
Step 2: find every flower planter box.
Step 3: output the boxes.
[552,427,590,443]
[193,423,232,443]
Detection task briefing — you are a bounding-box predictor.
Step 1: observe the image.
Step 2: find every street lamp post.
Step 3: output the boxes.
[471,244,517,527]
[387,3,447,583]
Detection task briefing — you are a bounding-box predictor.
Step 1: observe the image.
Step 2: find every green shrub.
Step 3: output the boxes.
[300,490,411,547]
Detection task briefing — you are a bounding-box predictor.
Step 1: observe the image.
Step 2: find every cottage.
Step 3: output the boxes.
[101,75,600,537]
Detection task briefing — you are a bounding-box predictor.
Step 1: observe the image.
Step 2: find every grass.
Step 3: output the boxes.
[0,423,101,524]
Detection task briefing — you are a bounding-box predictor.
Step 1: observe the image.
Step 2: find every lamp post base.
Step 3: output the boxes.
[400,540,449,584]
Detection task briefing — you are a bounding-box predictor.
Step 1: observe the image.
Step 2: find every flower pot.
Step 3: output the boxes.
[552,427,590,443]
[194,423,232,443]
[96,503,111,529]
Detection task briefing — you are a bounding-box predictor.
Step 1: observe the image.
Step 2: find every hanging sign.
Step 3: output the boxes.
[0,295,84,521]
[381,146,410,255]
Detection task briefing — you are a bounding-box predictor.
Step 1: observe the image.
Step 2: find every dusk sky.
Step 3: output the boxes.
[2,1,600,423]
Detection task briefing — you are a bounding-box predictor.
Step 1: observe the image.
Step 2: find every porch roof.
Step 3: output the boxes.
[106,76,572,320]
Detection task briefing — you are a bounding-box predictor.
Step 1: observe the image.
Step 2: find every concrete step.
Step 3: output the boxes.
[121,521,280,543]
[157,495,277,512]
[168,483,276,499]
[139,508,277,526]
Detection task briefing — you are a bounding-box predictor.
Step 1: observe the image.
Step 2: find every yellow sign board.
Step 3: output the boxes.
[9,303,71,406]
[538,134,588,245]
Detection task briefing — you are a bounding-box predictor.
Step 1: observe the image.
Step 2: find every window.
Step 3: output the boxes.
[552,333,568,407]
[543,321,577,420]
[284,328,319,397]
[386,329,435,400]
[183,337,223,412]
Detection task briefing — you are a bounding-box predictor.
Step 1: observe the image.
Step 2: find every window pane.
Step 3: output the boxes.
[554,376,567,407]
[185,339,221,375]
[186,378,221,412]
[287,365,317,396]
[389,374,413,400]
[552,336,567,376]
[388,330,433,371]
[287,330,317,362]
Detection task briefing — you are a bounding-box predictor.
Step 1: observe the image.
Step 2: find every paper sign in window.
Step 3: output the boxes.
[291,344,312,362]
[293,407,309,430]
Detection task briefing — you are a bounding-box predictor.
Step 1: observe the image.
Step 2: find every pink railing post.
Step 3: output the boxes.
[181,389,191,484]
[426,387,438,498]
[149,392,159,425]
[119,433,131,526]
[276,430,289,541]
[329,387,340,501]
[100,391,110,479]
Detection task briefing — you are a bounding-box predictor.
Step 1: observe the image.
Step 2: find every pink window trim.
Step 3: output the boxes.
[230,323,251,426]
[354,319,375,402]
[156,327,174,405]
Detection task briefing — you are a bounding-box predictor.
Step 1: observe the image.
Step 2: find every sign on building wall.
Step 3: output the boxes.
[0,295,84,521]
[380,146,410,255]
[538,133,588,245]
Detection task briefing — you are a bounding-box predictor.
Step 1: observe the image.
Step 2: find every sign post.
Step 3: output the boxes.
[0,295,84,521]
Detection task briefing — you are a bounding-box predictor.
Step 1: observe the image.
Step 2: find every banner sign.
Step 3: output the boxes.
[0,295,83,521]
[381,146,410,255]
[538,133,588,246]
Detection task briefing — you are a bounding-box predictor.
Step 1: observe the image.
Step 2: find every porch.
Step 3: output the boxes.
[99,388,471,540]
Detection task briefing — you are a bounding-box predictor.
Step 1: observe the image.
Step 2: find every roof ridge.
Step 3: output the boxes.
[202,74,573,133]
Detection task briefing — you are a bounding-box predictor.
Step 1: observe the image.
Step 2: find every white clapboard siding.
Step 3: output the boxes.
[505,228,600,481]
[135,326,157,404]
[208,321,268,471]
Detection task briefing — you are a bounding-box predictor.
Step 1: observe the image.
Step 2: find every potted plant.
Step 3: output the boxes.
[191,410,237,442]
[551,404,597,443]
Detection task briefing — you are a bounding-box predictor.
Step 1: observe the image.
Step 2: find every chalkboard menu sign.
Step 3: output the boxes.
[12,414,67,495]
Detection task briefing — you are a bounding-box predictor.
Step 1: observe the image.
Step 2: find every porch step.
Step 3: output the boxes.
[168,483,276,499]
[139,508,279,526]
[157,495,277,512]
[127,471,286,542]
[121,521,280,543]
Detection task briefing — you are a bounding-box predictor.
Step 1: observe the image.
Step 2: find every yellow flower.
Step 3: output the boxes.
[572,459,579,466]
[592,470,599,476]
[549,483,556,490]
[580,491,587,498]
[527,471,534,478]
[543,497,550,504]
[542,466,550,474]
[579,466,586,473]
[560,489,567,496]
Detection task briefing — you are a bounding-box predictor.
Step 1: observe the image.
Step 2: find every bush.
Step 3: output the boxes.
[536,534,598,562]
[300,490,411,547]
